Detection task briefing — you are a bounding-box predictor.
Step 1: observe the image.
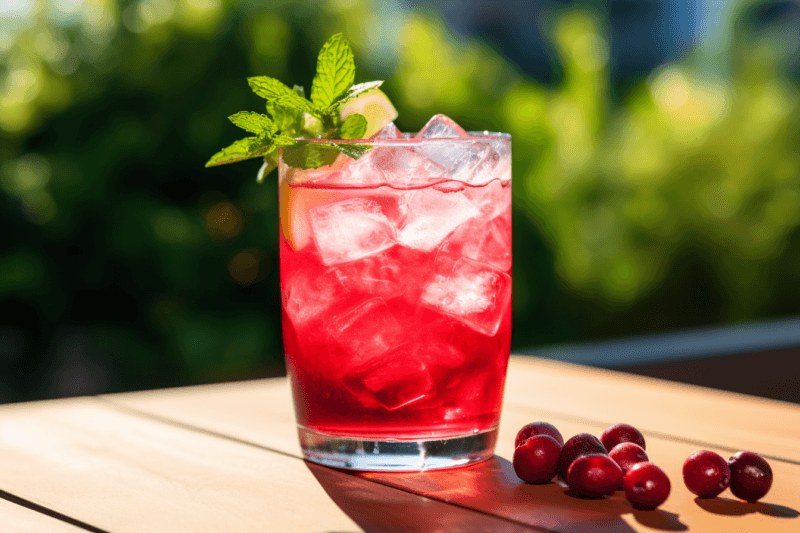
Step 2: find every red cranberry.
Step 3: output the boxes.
[683,450,731,498]
[624,462,671,510]
[601,423,646,451]
[513,434,562,484]
[514,422,564,448]
[567,454,623,498]
[729,451,773,503]
[558,433,607,480]
[609,442,649,476]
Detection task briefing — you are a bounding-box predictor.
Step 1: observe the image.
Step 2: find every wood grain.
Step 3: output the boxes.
[0,397,360,533]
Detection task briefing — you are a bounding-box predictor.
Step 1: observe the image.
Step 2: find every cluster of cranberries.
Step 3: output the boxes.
[512,421,773,510]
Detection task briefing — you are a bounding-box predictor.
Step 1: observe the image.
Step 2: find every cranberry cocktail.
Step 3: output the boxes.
[280,117,511,470]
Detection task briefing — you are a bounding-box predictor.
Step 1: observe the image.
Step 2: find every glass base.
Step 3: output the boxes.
[298,426,498,472]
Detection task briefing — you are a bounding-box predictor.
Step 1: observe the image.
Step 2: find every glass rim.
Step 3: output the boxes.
[295,131,511,144]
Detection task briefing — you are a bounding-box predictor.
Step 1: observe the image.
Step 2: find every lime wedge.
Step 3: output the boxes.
[340,88,398,139]
[280,177,346,251]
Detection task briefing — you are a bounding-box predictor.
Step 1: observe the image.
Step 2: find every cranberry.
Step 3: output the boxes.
[513,434,562,484]
[728,451,773,503]
[601,423,646,451]
[567,454,624,498]
[624,462,671,510]
[609,442,649,476]
[558,433,607,480]
[683,450,731,498]
[514,422,564,448]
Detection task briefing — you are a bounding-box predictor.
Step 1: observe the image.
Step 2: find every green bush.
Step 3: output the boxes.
[1,0,799,399]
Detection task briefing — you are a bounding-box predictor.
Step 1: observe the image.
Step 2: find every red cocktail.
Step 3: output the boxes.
[279,116,511,470]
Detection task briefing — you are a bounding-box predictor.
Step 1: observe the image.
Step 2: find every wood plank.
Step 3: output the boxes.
[504,357,800,462]
[102,379,301,457]
[0,398,361,533]
[0,498,87,533]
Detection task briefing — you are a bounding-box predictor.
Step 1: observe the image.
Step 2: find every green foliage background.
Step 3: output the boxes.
[2,0,799,401]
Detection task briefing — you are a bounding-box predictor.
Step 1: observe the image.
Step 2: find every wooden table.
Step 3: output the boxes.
[1,356,798,532]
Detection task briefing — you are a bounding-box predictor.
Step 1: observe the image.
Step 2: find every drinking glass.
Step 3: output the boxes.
[278,132,511,471]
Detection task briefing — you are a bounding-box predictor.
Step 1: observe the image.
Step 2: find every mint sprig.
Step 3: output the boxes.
[206,33,383,175]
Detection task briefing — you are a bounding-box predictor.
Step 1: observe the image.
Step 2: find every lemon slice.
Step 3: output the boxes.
[340,88,398,138]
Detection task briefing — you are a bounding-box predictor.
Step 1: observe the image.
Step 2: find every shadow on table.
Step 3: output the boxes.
[306,461,534,532]
[308,456,686,532]
[695,496,799,519]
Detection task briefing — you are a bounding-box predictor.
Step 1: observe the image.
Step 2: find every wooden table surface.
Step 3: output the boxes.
[1,356,798,532]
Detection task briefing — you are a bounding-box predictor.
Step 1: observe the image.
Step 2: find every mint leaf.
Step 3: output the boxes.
[282,143,339,169]
[324,142,372,160]
[310,34,355,108]
[276,92,315,113]
[229,111,276,134]
[267,101,301,131]
[248,76,295,101]
[274,134,297,146]
[339,113,367,139]
[206,138,263,167]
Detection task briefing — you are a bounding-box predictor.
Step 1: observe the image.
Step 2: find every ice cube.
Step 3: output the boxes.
[416,114,470,138]
[460,137,511,186]
[373,122,405,139]
[371,145,448,189]
[282,263,349,326]
[309,198,396,265]
[440,214,512,271]
[442,372,495,421]
[420,257,511,336]
[342,341,466,411]
[311,150,387,189]
[326,297,407,370]
[413,138,491,185]
[397,188,479,251]
[463,178,512,221]
[343,349,434,411]
[336,246,433,302]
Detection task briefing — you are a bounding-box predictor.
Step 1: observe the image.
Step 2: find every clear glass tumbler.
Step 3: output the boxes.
[278,132,511,471]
